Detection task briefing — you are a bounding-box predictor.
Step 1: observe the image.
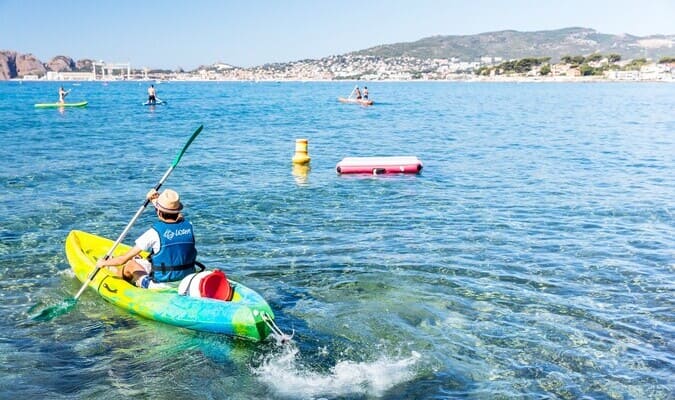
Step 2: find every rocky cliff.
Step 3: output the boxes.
[45,55,76,72]
[0,52,14,80]
[0,51,47,79]
[0,51,88,80]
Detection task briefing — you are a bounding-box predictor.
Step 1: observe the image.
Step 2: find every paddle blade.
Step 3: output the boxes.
[29,298,78,321]
[171,125,203,167]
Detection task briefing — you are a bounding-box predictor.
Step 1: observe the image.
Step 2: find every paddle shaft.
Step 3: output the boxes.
[73,124,203,300]
[348,86,356,99]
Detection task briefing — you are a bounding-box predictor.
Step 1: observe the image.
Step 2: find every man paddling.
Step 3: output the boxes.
[147,84,157,104]
[95,189,197,289]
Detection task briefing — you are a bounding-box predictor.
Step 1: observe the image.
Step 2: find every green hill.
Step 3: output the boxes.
[349,27,674,61]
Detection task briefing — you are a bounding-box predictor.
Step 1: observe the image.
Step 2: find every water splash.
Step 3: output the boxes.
[254,345,420,398]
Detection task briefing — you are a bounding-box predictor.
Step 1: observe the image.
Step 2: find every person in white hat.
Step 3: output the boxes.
[96,188,198,289]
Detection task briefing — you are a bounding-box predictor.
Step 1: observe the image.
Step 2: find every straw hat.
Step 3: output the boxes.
[153,189,183,214]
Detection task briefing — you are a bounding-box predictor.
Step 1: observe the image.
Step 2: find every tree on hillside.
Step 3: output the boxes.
[539,64,551,76]
[624,58,647,70]
[476,66,491,76]
[584,54,603,63]
[571,56,585,65]
[561,55,585,65]
[608,54,622,63]
[496,57,551,74]
[579,64,603,76]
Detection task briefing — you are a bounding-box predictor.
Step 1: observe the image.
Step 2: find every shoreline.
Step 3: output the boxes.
[7,77,674,83]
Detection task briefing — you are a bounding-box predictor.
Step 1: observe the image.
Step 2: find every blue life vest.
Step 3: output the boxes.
[150,220,197,282]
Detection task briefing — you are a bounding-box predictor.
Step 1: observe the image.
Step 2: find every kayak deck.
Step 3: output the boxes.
[65,230,274,341]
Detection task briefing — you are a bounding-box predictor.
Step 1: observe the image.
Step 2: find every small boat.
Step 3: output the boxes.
[34,101,88,108]
[336,156,423,175]
[338,97,374,106]
[65,230,278,341]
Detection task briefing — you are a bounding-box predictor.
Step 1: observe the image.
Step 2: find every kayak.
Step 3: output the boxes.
[35,101,88,108]
[338,97,374,106]
[65,230,275,341]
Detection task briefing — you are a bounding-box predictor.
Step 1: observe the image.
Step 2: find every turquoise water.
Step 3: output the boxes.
[0,80,673,399]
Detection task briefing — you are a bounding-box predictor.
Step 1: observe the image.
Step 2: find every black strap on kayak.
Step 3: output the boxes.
[155,263,196,274]
[195,260,206,272]
[178,261,207,296]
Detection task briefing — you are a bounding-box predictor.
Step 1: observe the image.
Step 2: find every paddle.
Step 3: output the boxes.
[347,85,357,99]
[31,124,204,321]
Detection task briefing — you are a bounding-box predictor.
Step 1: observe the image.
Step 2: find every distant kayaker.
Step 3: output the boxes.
[95,189,198,289]
[363,86,369,100]
[355,86,362,100]
[147,84,157,104]
[58,86,69,103]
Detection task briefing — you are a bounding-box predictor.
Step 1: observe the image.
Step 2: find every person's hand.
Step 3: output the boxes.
[96,258,107,268]
[146,189,159,201]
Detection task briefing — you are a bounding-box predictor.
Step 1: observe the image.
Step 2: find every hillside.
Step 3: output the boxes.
[2,27,674,80]
[350,27,675,62]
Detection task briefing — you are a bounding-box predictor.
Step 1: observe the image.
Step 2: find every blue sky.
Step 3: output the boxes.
[1,0,673,69]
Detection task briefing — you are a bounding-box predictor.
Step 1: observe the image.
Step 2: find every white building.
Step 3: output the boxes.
[45,71,96,80]
[605,70,640,80]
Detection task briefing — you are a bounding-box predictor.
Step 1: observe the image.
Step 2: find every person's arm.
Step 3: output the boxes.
[96,246,143,268]
[96,189,158,268]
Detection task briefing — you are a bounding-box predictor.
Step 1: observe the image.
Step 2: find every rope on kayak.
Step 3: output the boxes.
[262,312,293,344]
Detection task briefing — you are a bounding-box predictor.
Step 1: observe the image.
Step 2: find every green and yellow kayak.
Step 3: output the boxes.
[35,101,88,108]
[65,230,275,341]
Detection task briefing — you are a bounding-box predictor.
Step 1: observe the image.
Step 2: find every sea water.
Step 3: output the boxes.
[0,80,673,399]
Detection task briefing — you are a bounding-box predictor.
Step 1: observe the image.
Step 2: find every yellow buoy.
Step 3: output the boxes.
[292,138,311,165]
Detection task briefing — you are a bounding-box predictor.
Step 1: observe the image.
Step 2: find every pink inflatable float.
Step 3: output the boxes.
[336,156,423,175]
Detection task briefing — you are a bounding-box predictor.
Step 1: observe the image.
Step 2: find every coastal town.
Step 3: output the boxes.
[192,54,675,82]
[7,53,675,83]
